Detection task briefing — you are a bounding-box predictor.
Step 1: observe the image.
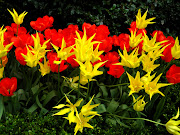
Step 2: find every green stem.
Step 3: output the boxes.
[0,95,5,120]
[77,69,81,99]
[99,83,129,87]
[108,113,166,126]
[16,25,19,36]
[57,64,60,96]
[85,79,90,101]
[160,58,173,75]
[50,88,75,112]
[78,90,110,102]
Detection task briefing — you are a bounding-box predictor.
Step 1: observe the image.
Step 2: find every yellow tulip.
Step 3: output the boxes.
[142,32,168,52]
[132,95,147,112]
[8,8,27,25]
[144,73,171,100]
[171,37,180,59]
[81,95,100,116]
[62,76,88,90]
[136,9,156,29]
[142,53,160,73]
[126,71,144,96]
[129,30,143,48]
[51,38,74,64]
[115,47,143,68]
[53,94,83,124]
[75,59,107,81]
[38,58,51,76]
[73,29,100,63]
[0,27,13,59]
[166,107,180,135]
[0,67,4,79]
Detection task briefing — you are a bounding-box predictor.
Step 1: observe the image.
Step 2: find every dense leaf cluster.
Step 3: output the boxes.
[0,0,179,36]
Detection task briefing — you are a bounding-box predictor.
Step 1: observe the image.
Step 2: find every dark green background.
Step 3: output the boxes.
[0,0,179,37]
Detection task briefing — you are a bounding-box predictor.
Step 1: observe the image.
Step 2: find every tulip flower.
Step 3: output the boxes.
[116,47,143,68]
[75,59,107,81]
[0,56,8,68]
[0,28,13,58]
[52,94,83,124]
[144,73,171,100]
[7,8,27,25]
[142,53,160,72]
[0,67,4,79]
[67,109,95,135]
[62,76,87,90]
[0,77,17,96]
[38,58,51,76]
[107,64,125,78]
[81,95,100,116]
[141,71,156,84]
[129,30,143,48]
[166,107,180,135]
[51,38,74,64]
[142,32,168,52]
[126,71,144,96]
[166,64,180,84]
[171,37,180,59]
[132,95,147,112]
[73,29,100,63]
[136,9,156,29]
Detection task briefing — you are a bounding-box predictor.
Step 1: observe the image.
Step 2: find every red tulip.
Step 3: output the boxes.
[107,64,125,78]
[0,77,17,96]
[166,64,180,84]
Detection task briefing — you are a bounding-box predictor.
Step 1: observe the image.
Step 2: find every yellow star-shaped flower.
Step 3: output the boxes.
[171,37,180,59]
[126,71,144,96]
[8,8,27,25]
[136,9,156,29]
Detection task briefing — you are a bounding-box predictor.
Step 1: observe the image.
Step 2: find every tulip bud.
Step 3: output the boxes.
[132,95,147,112]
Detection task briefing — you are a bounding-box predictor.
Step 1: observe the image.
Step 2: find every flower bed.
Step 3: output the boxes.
[0,8,180,135]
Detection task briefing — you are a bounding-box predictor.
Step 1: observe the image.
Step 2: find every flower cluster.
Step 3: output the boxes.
[53,95,100,135]
[0,8,179,135]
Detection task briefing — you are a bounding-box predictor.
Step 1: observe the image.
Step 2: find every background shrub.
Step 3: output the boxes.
[0,0,179,37]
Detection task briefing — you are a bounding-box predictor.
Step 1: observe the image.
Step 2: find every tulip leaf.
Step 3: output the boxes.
[153,97,166,120]
[27,103,38,113]
[115,117,130,128]
[96,104,106,114]
[17,89,26,101]
[99,83,108,97]
[110,88,118,98]
[0,96,4,120]
[107,98,119,113]
[36,95,48,115]
[106,117,117,126]
[43,90,57,106]
[31,85,39,95]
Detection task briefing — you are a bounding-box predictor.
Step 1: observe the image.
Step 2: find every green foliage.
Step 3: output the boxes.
[0,112,167,135]
[0,0,179,36]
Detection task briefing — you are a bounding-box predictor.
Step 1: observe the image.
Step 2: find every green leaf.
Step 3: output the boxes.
[106,118,117,126]
[0,96,4,120]
[27,103,38,113]
[119,104,129,110]
[107,99,119,113]
[43,90,57,106]
[31,85,39,95]
[115,117,130,128]
[96,104,106,114]
[99,83,108,97]
[153,97,166,120]
[17,89,26,101]
[110,88,118,98]
[36,95,48,115]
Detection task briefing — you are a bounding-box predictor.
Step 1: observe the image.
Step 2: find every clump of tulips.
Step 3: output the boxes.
[0,8,179,135]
